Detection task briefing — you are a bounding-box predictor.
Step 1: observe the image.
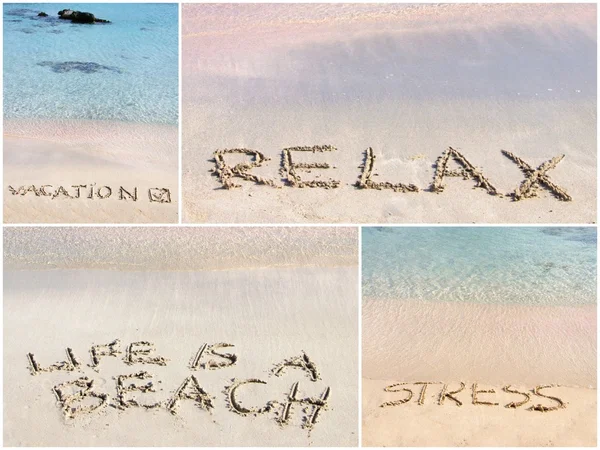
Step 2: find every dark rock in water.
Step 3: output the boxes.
[37,61,123,74]
[38,12,48,17]
[58,9,110,24]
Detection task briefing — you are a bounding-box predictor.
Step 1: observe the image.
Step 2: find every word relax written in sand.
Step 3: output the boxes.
[26,340,330,429]
[212,146,572,201]
[7,185,172,203]
[380,382,567,412]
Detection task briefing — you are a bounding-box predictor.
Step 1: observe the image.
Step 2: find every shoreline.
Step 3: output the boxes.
[182,2,596,224]
[362,298,596,387]
[362,298,597,446]
[4,118,178,164]
[4,264,358,446]
[4,119,178,223]
[3,227,358,271]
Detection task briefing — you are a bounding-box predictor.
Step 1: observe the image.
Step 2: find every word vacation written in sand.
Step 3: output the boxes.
[26,340,330,429]
[212,146,572,201]
[380,381,567,412]
[7,185,173,203]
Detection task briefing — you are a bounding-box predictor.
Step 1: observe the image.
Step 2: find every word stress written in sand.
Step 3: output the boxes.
[211,146,572,201]
[380,382,567,413]
[26,340,330,429]
[7,184,172,203]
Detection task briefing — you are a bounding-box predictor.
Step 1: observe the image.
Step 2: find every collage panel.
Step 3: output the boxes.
[3,227,359,446]
[361,226,597,446]
[1,1,599,448]
[182,3,596,224]
[3,3,179,224]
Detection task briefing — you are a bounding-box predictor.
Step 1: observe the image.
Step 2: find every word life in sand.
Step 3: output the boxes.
[7,184,172,203]
[26,340,330,429]
[212,146,572,201]
[380,382,567,412]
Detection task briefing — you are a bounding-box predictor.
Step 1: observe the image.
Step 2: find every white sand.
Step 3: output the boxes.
[182,3,596,224]
[4,227,358,446]
[4,119,178,223]
[363,379,596,447]
[362,298,597,446]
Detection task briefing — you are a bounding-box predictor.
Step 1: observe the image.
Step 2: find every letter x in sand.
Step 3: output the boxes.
[501,150,572,201]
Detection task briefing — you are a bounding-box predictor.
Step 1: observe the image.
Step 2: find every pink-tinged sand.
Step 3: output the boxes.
[4,119,178,223]
[182,3,596,224]
[362,298,596,446]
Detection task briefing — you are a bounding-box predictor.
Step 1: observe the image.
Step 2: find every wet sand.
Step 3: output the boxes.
[182,3,596,224]
[362,298,597,446]
[3,227,359,446]
[4,119,178,223]
[363,379,596,447]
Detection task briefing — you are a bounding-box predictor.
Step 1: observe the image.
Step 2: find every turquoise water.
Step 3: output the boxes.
[3,3,178,124]
[362,227,597,306]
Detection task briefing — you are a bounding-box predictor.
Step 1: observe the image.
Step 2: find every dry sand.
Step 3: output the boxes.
[4,119,178,223]
[363,379,596,447]
[362,298,597,446]
[182,3,596,224]
[4,227,358,446]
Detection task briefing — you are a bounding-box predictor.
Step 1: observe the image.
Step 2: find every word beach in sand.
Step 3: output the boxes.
[381,381,567,412]
[212,146,572,201]
[26,340,330,429]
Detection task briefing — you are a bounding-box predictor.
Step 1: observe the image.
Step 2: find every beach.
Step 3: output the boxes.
[361,227,597,446]
[4,119,177,223]
[182,3,596,224]
[3,227,359,446]
[3,4,179,223]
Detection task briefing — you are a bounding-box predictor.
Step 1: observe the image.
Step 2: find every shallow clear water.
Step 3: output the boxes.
[362,227,597,306]
[3,3,178,124]
[184,4,596,105]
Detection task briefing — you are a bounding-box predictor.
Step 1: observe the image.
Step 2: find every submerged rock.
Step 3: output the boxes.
[5,8,36,17]
[57,9,110,24]
[37,12,48,17]
[37,61,123,74]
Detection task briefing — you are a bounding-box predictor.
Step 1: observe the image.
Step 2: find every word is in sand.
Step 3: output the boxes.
[7,184,172,203]
[380,382,567,412]
[27,340,330,429]
[211,146,572,201]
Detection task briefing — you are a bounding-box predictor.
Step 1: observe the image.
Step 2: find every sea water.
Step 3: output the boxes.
[3,3,178,124]
[362,227,596,306]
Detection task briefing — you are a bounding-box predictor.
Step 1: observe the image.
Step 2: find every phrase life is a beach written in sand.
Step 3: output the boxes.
[26,340,330,429]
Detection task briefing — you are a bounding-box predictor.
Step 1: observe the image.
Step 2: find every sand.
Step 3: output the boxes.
[182,3,596,224]
[362,298,597,446]
[4,119,178,223]
[3,227,359,446]
[363,379,596,447]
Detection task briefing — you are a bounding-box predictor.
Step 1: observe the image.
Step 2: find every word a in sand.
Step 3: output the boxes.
[380,381,567,412]
[7,184,172,203]
[212,146,572,201]
[26,340,330,428]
